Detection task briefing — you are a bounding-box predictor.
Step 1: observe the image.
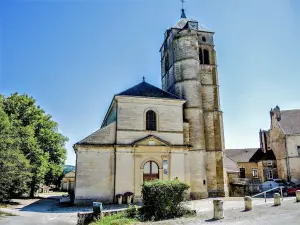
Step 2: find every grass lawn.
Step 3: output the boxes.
[0,211,17,217]
[91,212,138,225]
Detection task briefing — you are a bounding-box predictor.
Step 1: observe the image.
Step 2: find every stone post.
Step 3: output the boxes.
[296,190,300,202]
[244,196,252,211]
[274,193,281,206]
[213,199,224,220]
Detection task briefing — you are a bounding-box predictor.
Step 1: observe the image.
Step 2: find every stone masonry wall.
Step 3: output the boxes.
[75,147,115,204]
[161,26,226,198]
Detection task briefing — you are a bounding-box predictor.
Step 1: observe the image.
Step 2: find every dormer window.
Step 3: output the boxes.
[188,21,198,30]
[146,110,157,131]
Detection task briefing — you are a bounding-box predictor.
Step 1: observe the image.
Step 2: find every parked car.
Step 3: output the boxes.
[266,179,288,187]
[282,184,300,196]
[259,181,279,193]
[59,194,71,204]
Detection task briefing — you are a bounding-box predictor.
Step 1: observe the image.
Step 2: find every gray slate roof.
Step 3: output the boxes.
[116,81,182,100]
[224,148,259,163]
[173,18,212,32]
[279,110,300,135]
[223,154,239,173]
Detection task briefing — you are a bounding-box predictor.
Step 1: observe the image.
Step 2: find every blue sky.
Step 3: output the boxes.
[0,0,299,165]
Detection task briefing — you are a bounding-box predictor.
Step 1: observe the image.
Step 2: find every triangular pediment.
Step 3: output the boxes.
[131,135,170,147]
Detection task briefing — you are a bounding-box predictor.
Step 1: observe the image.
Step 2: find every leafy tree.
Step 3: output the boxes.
[0,93,68,199]
[0,96,31,202]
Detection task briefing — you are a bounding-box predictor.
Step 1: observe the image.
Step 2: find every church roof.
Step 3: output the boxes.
[223,154,239,173]
[116,81,183,100]
[172,18,212,32]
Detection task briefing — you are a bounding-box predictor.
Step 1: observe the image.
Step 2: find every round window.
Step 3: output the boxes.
[202,36,206,42]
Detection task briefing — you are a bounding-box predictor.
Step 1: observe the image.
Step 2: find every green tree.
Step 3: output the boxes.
[1,93,68,198]
[0,96,31,202]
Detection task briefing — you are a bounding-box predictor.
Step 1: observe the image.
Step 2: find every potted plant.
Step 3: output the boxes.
[116,194,123,204]
[124,192,134,204]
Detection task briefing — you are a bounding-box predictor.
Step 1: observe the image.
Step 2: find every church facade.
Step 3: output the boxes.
[73,10,227,204]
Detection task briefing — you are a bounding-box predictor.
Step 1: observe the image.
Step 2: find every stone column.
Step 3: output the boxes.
[274,193,281,206]
[296,190,300,202]
[213,199,224,220]
[244,196,252,211]
[159,168,163,180]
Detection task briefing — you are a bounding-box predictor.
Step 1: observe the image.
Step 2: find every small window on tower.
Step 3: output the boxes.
[202,36,206,42]
[199,48,203,64]
[204,49,210,64]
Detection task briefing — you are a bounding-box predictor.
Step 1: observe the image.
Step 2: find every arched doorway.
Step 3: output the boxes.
[143,161,159,182]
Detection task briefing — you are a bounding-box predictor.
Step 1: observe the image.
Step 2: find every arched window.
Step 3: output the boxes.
[146,110,157,131]
[204,49,210,64]
[143,161,159,182]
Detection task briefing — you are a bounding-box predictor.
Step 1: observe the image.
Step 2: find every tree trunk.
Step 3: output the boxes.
[30,186,35,198]
[30,178,36,198]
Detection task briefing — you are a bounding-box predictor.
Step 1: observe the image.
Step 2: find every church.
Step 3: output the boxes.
[73,8,227,204]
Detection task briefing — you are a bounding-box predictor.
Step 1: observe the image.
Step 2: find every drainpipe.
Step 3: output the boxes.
[285,135,291,182]
[113,100,118,203]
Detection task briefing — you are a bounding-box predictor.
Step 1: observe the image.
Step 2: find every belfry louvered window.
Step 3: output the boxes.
[199,48,210,65]
[146,110,157,131]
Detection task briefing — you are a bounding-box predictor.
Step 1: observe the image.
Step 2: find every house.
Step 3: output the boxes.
[225,148,261,181]
[61,171,75,192]
[225,148,278,182]
[73,9,227,204]
[225,148,278,196]
[260,106,300,183]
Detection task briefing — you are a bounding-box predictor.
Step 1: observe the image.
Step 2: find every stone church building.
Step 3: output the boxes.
[73,10,227,204]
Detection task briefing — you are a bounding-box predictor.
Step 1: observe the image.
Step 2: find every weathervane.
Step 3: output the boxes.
[180,0,187,18]
[142,76,145,82]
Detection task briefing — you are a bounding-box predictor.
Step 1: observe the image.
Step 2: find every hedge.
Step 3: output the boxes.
[140,179,191,220]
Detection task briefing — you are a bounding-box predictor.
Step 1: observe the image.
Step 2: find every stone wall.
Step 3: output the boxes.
[237,162,260,179]
[160,27,226,198]
[116,97,185,146]
[75,147,115,204]
[286,135,300,182]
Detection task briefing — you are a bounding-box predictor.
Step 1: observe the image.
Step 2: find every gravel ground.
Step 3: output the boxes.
[0,196,296,225]
[145,197,300,225]
[0,196,137,225]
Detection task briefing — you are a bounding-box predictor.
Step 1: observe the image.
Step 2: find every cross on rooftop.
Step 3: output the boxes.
[180,0,187,18]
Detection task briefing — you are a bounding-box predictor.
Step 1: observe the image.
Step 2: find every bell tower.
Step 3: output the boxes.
[160,9,226,198]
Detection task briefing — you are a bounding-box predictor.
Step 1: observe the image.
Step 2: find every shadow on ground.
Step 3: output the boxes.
[20,198,60,213]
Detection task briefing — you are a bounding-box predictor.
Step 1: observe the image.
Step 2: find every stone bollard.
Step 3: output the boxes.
[274,193,281,206]
[213,199,224,220]
[244,196,252,211]
[296,190,300,202]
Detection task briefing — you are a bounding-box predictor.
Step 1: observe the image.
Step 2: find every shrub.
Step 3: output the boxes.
[125,205,139,219]
[140,179,191,220]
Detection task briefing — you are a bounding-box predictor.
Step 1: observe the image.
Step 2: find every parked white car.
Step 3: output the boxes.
[59,194,71,204]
